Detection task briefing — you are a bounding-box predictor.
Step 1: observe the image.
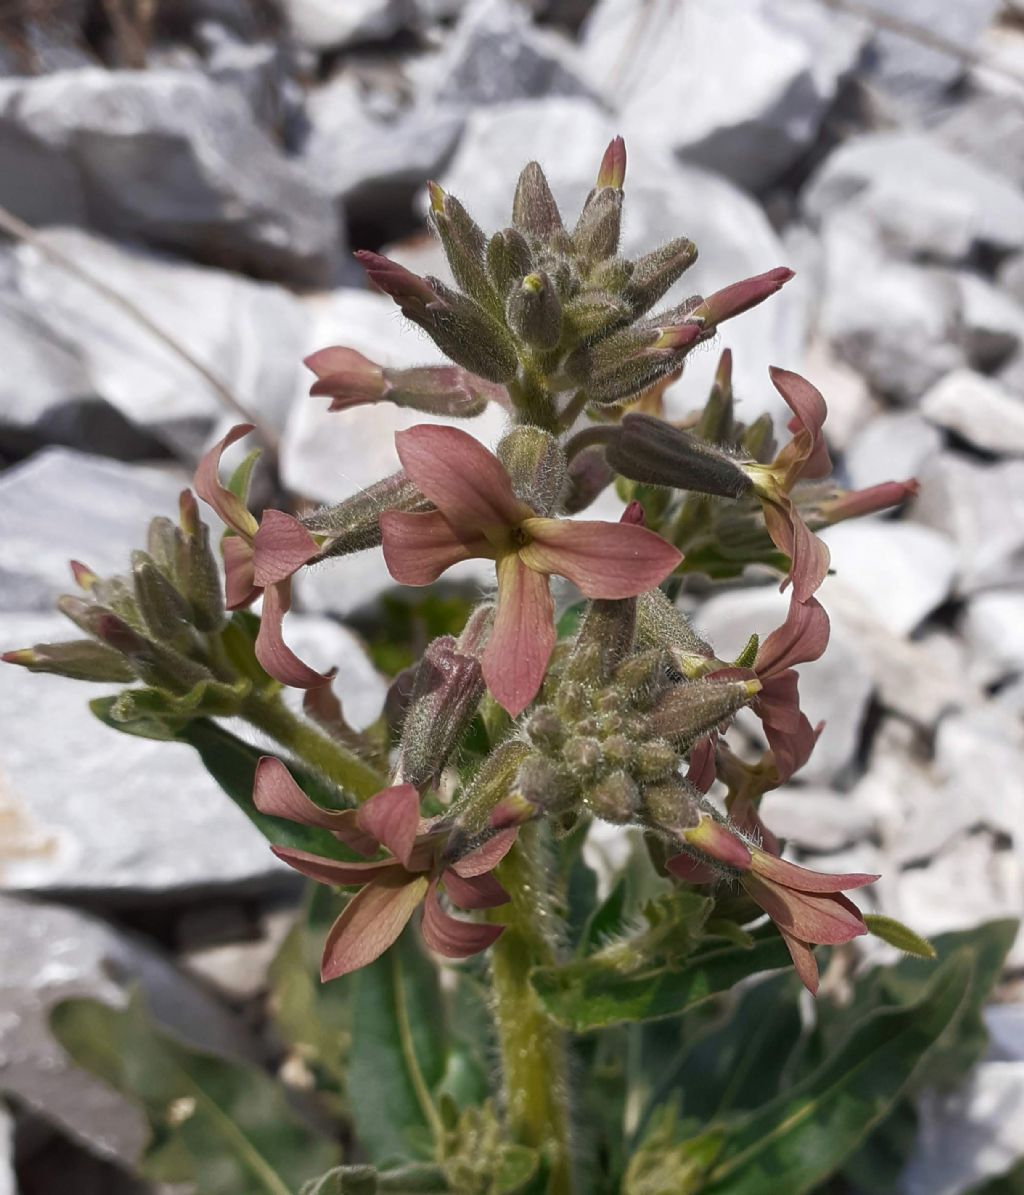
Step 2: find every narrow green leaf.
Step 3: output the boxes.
[530,935,792,1031]
[227,448,262,505]
[695,951,975,1195]
[864,914,936,959]
[51,989,339,1195]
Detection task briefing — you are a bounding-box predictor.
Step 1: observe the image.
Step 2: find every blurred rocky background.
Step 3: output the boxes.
[2,0,1024,1191]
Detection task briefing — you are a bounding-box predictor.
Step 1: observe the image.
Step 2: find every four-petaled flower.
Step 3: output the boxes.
[379,424,682,716]
[194,425,325,688]
[669,814,877,993]
[253,757,515,979]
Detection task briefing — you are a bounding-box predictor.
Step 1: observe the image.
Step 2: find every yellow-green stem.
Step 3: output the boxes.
[241,695,385,799]
[490,825,575,1194]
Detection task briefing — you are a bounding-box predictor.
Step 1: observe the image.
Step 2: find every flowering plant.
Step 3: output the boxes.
[7,141,1003,1195]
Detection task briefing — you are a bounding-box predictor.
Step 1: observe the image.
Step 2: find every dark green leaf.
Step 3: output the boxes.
[51,989,339,1195]
[694,951,974,1195]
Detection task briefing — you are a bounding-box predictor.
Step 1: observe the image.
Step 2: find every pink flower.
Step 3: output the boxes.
[253,757,515,979]
[743,368,833,603]
[813,479,920,526]
[194,425,325,689]
[669,814,877,994]
[380,424,682,716]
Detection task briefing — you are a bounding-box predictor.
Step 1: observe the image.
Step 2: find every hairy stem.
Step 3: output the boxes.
[241,694,384,799]
[490,825,575,1194]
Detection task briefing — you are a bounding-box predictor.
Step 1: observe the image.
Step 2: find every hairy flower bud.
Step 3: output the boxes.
[695,349,735,444]
[524,704,565,751]
[648,676,761,749]
[145,518,186,591]
[2,639,136,682]
[512,161,563,241]
[497,426,567,515]
[505,271,562,351]
[486,227,534,297]
[132,551,191,644]
[395,635,486,788]
[623,237,698,316]
[596,135,627,191]
[566,322,702,405]
[634,739,679,782]
[561,291,632,343]
[564,445,613,514]
[607,414,755,497]
[566,597,638,684]
[585,769,640,824]
[179,490,225,632]
[642,780,704,836]
[303,470,431,560]
[573,186,623,264]
[687,267,794,330]
[564,735,604,780]
[740,413,776,461]
[428,182,495,307]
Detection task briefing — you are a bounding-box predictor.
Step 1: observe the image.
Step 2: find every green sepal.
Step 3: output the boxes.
[864,914,937,959]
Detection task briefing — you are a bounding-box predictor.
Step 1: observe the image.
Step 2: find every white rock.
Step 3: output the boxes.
[818,214,965,403]
[1000,254,1024,308]
[759,785,883,852]
[802,335,881,453]
[276,614,388,730]
[428,0,593,106]
[843,410,943,492]
[0,1106,12,1195]
[911,452,1024,593]
[580,0,864,192]
[904,1062,1024,1195]
[281,0,407,50]
[921,369,1024,457]
[14,230,307,456]
[962,591,1024,683]
[0,69,339,284]
[803,133,1024,262]
[694,586,872,783]
[955,273,1024,372]
[0,893,258,1165]
[0,449,190,612]
[436,98,807,417]
[818,521,957,636]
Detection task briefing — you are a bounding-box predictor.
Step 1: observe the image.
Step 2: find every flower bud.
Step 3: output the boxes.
[695,349,735,444]
[648,676,761,749]
[394,635,486,788]
[420,279,520,383]
[573,186,623,264]
[564,445,613,514]
[589,257,634,293]
[144,519,186,590]
[524,704,565,751]
[596,135,627,190]
[566,597,637,684]
[2,640,136,682]
[486,227,534,297]
[132,551,191,644]
[607,414,754,497]
[610,647,670,704]
[566,323,701,405]
[428,182,495,308]
[70,559,98,591]
[585,769,640,824]
[740,413,776,462]
[686,267,793,330]
[561,291,632,343]
[814,479,920,525]
[179,491,225,632]
[512,161,563,241]
[303,470,431,560]
[447,739,533,845]
[497,426,567,515]
[564,735,603,780]
[505,271,562,351]
[641,780,702,835]
[634,738,678,782]
[623,237,698,316]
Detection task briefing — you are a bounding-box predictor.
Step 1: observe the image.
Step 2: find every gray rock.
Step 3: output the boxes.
[0,69,339,285]
[0,1105,12,1195]
[435,97,806,415]
[936,91,1024,189]
[428,0,593,106]
[921,369,1024,457]
[301,72,464,230]
[280,0,408,49]
[275,614,388,730]
[818,521,957,637]
[0,893,256,1166]
[758,785,884,852]
[818,214,965,403]
[180,905,296,1003]
[0,0,92,76]
[199,24,304,138]
[911,452,1024,593]
[0,450,190,612]
[802,336,881,453]
[13,229,307,457]
[962,591,1024,683]
[1000,254,1024,308]
[803,133,1024,262]
[955,273,1024,373]
[843,410,943,492]
[580,0,864,192]
[694,586,872,783]
[862,0,1003,110]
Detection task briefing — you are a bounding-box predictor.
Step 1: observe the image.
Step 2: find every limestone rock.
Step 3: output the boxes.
[921,370,1024,457]
[843,410,943,492]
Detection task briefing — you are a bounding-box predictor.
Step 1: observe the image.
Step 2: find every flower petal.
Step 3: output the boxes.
[481,554,556,717]
[686,735,717,794]
[449,827,518,877]
[381,509,491,586]
[255,581,329,689]
[750,850,878,893]
[762,498,830,604]
[756,596,830,677]
[821,479,920,524]
[519,517,681,598]
[770,367,831,483]
[194,424,260,538]
[420,881,505,958]
[271,845,403,886]
[394,424,527,532]
[253,755,362,832]
[442,867,509,910]
[252,510,319,588]
[666,852,719,885]
[742,874,868,945]
[222,536,259,610]
[321,873,429,980]
[355,784,421,869]
[767,712,822,784]
[684,815,752,870]
[780,930,820,995]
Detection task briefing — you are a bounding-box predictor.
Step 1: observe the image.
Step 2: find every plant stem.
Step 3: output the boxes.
[490,825,575,1194]
[241,694,384,799]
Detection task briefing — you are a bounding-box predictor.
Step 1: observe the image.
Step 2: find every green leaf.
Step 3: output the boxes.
[864,914,936,959]
[578,877,629,956]
[227,448,262,505]
[531,934,792,1031]
[51,989,339,1195]
[349,930,447,1166]
[693,951,975,1195]
[91,694,180,741]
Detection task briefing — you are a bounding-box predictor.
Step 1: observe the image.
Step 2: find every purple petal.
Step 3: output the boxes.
[356,785,421,869]
[255,581,329,690]
[420,882,505,958]
[194,423,259,538]
[321,873,429,980]
[252,510,319,587]
[442,868,509,910]
[481,554,556,718]
[380,509,491,586]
